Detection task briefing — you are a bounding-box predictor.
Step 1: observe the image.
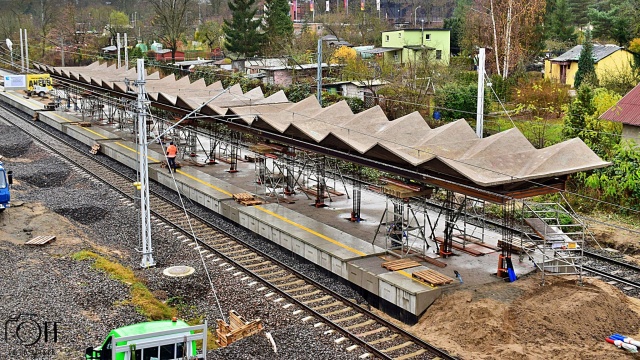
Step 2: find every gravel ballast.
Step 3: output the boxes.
[0,114,365,359]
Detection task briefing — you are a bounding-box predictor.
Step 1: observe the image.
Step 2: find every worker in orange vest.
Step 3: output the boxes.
[166,141,178,172]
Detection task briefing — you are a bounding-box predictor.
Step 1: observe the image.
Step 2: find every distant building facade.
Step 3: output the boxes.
[544,44,634,87]
[362,29,450,66]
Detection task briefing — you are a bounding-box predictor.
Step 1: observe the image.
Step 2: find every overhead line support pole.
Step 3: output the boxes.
[136,58,155,268]
[317,39,322,104]
[476,47,485,138]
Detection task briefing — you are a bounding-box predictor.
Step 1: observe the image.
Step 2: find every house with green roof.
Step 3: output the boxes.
[361,29,451,66]
[544,44,634,87]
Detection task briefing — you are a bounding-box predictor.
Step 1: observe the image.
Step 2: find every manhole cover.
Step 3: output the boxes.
[163,266,195,277]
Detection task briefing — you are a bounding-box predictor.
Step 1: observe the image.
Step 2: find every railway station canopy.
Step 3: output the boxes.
[36,62,610,202]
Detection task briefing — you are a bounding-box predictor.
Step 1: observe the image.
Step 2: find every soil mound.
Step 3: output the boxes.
[53,205,108,224]
[0,125,32,157]
[414,276,640,359]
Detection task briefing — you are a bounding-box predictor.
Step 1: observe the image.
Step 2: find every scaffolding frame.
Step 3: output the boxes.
[253,153,286,202]
[374,196,430,257]
[520,199,585,285]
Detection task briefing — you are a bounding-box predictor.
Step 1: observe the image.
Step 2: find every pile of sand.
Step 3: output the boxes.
[413,275,640,359]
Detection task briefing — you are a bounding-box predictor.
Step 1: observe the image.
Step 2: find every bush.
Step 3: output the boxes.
[434,82,486,121]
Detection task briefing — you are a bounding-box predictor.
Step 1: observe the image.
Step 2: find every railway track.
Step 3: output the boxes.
[582,251,640,293]
[0,102,456,359]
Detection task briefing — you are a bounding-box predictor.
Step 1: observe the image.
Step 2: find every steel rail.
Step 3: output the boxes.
[582,266,640,289]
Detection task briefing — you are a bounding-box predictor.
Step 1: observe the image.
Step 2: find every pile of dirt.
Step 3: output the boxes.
[413,275,640,359]
[0,125,32,157]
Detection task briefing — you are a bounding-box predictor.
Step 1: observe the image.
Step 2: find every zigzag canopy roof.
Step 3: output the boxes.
[37,62,609,195]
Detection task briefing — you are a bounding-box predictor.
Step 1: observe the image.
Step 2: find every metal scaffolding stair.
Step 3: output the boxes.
[521,199,585,284]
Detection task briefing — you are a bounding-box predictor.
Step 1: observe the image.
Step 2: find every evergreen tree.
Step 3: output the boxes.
[562,84,596,139]
[567,0,593,29]
[262,0,293,56]
[573,30,597,89]
[547,0,577,45]
[589,3,632,46]
[223,0,264,58]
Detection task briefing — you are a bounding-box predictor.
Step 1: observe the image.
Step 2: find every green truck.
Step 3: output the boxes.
[85,319,207,360]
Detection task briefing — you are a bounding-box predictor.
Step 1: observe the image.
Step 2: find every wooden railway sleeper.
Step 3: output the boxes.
[260,270,287,279]
[268,274,296,282]
[355,326,387,338]
[229,252,255,261]
[292,290,322,299]
[253,265,279,273]
[301,295,333,305]
[380,341,413,353]
[311,301,342,311]
[279,279,305,287]
[369,334,399,345]
[321,307,352,317]
[224,248,251,256]
[244,261,271,269]
[393,349,427,360]
[286,285,314,293]
[344,319,375,331]
[237,257,264,265]
[218,244,244,252]
[332,313,363,324]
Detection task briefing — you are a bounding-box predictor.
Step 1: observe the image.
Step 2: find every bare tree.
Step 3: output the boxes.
[464,0,545,78]
[147,0,195,62]
[35,0,63,59]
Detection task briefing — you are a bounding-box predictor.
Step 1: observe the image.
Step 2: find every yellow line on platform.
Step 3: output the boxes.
[50,112,74,123]
[177,171,232,197]
[4,91,45,108]
[256,206,367,257]
[32,105,365,258]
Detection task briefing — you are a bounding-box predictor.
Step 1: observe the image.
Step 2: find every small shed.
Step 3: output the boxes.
[255,63,338,86]
[154,49,185,62]
[600,82,640,142]
[323,79,388,102]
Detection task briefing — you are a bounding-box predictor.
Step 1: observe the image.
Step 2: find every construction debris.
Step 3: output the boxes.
[216,310,263,347]
[233,192,263,206]
[89,144,100,155]
[25,235,56,246]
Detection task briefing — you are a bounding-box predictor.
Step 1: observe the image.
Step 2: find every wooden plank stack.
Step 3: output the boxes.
[25,236,56,246]
[412,269,454,286]
[233,192,263,206]
[216,310,263,347]
[382,258,421,271]
[89,144,100,155]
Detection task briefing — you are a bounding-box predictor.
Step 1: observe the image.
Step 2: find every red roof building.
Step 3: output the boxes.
[154,49,185,62]
[600,82,640,141]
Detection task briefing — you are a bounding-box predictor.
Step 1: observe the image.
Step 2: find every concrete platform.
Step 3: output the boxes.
[0,89,541,324]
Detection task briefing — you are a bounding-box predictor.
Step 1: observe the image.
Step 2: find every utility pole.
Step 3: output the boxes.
[5,39,13,70]
[135,58,155,268]
[24,29,29,72]
[124,33,129,70]
[117,33,121,69]
[317,39,322,104]
[60,37,65,67]
[476,47,485,138]
[19,29,24,72]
